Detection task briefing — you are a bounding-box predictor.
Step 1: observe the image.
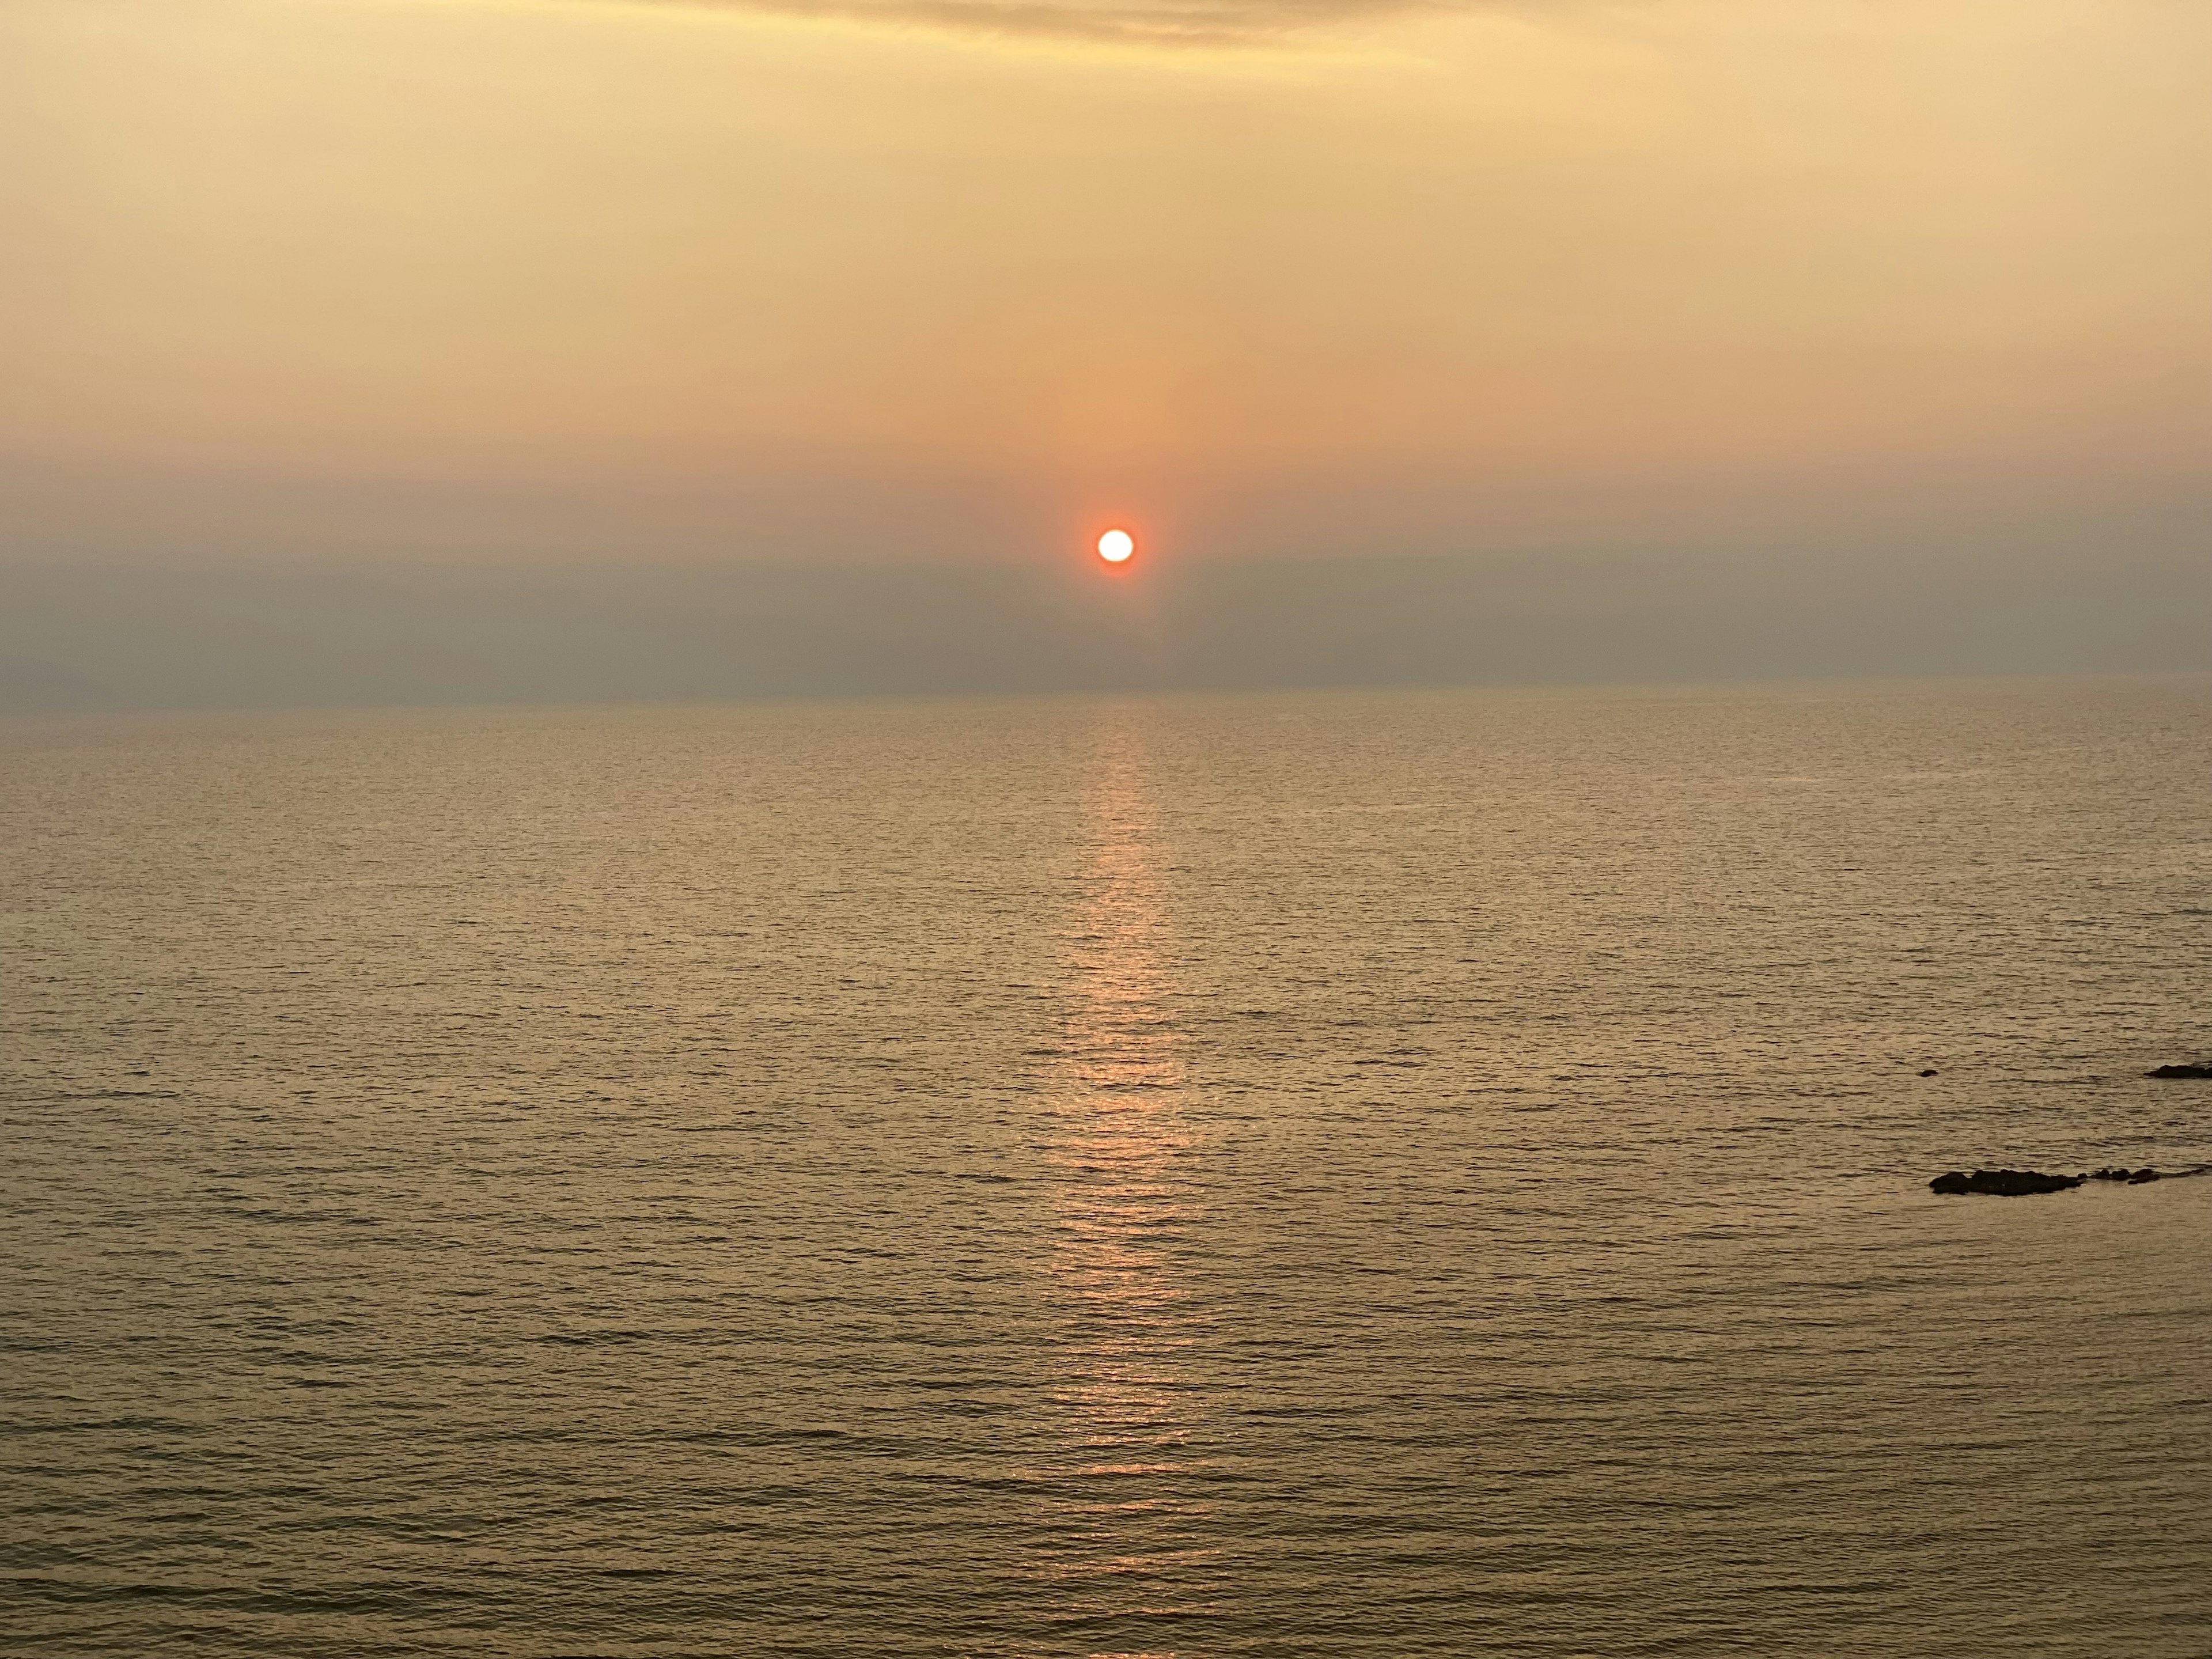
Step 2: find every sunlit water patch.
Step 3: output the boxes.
[3,678,2209,1656]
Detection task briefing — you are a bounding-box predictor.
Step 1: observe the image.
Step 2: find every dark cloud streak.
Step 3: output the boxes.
[603,0,1474,48]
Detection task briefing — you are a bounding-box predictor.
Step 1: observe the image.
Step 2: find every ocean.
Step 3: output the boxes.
[4,676,2209,1656]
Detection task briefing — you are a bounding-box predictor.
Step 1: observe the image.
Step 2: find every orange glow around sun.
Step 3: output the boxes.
[1097,528,1135,564]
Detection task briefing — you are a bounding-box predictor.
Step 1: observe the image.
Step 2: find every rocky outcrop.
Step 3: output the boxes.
[1930,1168,2083,1196]
[1931,1165,2172,1195]
[2146,1063,2212,1079]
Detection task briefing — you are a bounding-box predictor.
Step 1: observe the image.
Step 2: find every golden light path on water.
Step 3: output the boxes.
[1037,711,1211,1656]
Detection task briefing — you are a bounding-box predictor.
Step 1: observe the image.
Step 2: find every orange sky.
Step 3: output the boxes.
[3,0,2209,564]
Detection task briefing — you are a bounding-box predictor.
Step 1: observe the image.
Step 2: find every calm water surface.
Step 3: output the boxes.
[3,678,2210,1656]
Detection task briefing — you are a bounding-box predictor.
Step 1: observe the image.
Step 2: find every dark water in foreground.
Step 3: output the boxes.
[4,677,2210,1657]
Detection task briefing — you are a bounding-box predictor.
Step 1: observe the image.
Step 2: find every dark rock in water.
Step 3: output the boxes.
[2146,1063,2212,1079]
[1930,1168,2084,1197]
[1919,1068,1938,1077]
[2127,1168,2161,1184]
[2088,1166,2162,1183]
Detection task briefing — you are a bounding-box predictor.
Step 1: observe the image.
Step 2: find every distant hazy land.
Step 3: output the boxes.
[3,540,2207,713]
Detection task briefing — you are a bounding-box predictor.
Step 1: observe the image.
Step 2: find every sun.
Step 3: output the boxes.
[1097,528,1135,564]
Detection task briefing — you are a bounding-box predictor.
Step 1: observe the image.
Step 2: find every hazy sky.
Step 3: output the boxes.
[3,0,2209,702]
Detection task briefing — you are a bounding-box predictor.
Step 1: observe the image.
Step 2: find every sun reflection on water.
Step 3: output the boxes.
[1034,711,1218,1650]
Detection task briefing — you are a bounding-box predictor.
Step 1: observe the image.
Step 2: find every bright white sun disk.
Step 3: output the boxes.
[1098,529,1135,563]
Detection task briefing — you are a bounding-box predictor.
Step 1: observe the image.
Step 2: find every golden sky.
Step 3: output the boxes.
[3,0,2209,563]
